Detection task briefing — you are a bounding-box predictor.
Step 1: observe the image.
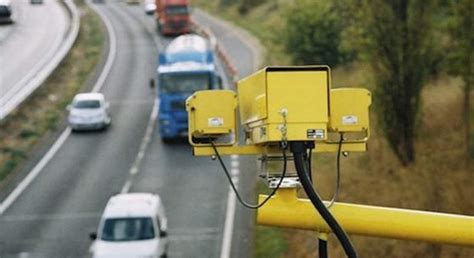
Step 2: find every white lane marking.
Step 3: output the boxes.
[89,2,117,93]
[220,155,239,258]
[120,98,158,194]
[231,160,239,168]
[0,128,71,215]
[120,180,132,194]
[0,1,117,215]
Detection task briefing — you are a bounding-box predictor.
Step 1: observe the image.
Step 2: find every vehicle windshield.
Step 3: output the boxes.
[159,73,210,93]
[0,6,11,15]
[165,5,188,15]
[73,100,101,109]
[101,217,155,241]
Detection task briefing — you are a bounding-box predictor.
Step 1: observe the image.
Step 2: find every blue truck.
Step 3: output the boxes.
[154,34,222,141]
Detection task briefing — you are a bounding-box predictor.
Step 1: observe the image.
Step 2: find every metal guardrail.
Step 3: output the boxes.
[0,0,80,120]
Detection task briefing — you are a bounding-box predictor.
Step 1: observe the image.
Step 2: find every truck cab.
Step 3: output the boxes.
[156,34,222,141]
[155,0,191,35]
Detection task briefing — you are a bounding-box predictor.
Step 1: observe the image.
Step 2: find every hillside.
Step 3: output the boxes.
[194,0,474,257]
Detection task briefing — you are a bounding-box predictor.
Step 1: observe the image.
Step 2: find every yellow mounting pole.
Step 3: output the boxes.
[257,188,474,246]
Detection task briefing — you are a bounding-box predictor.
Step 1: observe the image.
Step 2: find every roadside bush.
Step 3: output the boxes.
[238,0,269,14]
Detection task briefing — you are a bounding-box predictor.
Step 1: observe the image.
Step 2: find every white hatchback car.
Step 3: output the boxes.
[144,0,155,15]
[90,193,169,258]
[67,93,111,131]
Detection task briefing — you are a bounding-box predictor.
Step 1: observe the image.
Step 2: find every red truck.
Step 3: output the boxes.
[155,0,191,36]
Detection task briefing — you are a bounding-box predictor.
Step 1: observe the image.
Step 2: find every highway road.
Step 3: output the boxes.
[0,1,258,257]
[0,0,68,113]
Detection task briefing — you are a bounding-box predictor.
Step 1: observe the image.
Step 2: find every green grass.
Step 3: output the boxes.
[0,0,105,183]
[255,226,288,258]
[0,147,26,181]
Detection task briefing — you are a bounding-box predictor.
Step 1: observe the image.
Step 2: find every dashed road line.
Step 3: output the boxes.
[120,96,158,194]
[220,154,239,258]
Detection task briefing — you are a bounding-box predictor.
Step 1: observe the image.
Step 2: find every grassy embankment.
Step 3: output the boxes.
[0,0,105,183]
[194,1,474,257]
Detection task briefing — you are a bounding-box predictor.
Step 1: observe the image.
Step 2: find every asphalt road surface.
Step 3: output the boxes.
[0,1,258,258]
[0,0,68,110]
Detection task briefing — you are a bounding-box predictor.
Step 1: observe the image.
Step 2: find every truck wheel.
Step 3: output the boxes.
[161,137,172,144]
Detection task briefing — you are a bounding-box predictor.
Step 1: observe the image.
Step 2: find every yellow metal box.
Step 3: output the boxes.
[186,90,238,145]
[238,66,330,144]
[329,88,371,133]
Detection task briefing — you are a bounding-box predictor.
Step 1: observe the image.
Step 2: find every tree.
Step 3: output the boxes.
[449,0,474,158]
[284,0,353,67]
[361,0,436,165]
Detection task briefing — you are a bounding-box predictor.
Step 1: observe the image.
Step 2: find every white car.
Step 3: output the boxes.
[143,0,155,15]
[144,2,156,15]
[67,93,111,131]
[90,193,169,258]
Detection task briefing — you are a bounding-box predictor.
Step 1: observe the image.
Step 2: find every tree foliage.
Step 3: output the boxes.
[218,0,269,14]
[283,0,353,67]
[360,0,436,165]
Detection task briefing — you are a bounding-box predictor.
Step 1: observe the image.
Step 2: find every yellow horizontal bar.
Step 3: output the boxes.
[315,142,366,152]
[192,145,267,156]
[257,189,474,246]
[192,142,367,156]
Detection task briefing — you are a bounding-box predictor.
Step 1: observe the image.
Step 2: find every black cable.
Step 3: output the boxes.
[291,141,357,258]
[326,132,344,208]
[308,147,313,183]
[318,238,328,258]
[211,141,287,209]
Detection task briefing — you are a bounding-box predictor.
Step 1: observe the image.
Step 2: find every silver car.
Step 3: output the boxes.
[144,0,155,15]
[68,93,111,131]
